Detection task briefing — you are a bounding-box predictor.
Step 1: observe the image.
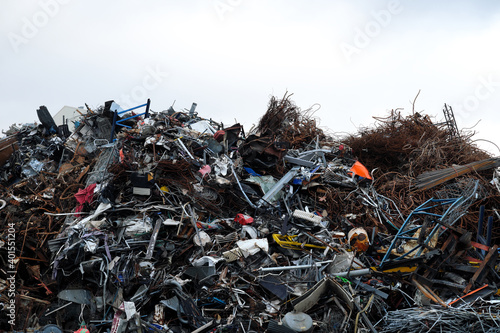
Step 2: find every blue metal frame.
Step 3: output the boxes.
[379,197,462,268]
[110,99,151,142]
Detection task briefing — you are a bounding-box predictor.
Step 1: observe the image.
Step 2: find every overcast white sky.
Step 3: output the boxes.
[1,0,500,154]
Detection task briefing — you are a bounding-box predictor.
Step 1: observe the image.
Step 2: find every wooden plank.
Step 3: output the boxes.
[412,276,447,307]
[464,245,498,293]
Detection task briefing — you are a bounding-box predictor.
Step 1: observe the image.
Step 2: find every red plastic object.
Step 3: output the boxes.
[74,325,89,333]
[75,183,97,205]
[234,213,254,225]
[214,130,226,142]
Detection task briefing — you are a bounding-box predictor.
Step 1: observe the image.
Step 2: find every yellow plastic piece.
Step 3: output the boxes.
[272,234,326,250]
[374,266,416,273]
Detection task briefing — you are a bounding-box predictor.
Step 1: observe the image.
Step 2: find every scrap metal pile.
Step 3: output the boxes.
[1,95,500,332]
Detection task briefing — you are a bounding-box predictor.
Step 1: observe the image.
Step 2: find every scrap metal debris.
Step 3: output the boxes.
[1,93,500,332]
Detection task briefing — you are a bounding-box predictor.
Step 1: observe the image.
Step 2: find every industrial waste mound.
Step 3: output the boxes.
[1,94,499,332]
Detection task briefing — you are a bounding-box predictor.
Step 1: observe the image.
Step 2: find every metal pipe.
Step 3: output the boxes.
[118,102,148,114]
[191,320,215,333]
[175,137,194,160]
[257,260,334,272]
[257,166,300,207]
[116,111,149,128]
[44,302,73,316]
[333,268,371,278]
[230,164,257,209]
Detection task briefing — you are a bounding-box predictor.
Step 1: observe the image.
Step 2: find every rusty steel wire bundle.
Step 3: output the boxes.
[415,157,500,191]
[256,92,326,149]
[345,110,490,176]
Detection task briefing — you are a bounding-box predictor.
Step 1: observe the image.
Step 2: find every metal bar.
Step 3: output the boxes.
[191,320,215,333]
[393,244,423,261]
[44,302,72,316]
[145,216,162,260]
[257,260,334,272]
[416,196,463,257]
[118,102,148,114]
[298,149,331,159]
[412,277,447,307]
[306,232,341,252]
[413,212,443,217]
[379,198,434,266]
[116,111,148,128]
[399,226,423,236]
[175,137,194,160]
[257,166,300,207]
[284,155,317,167]
[464,245,499,293]
[443,103,460,138]
[230,164,257,209]
[478,205,485,242]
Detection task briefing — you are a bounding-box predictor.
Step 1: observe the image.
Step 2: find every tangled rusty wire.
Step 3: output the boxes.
[256,92,326,149]
[345,110,490,177]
